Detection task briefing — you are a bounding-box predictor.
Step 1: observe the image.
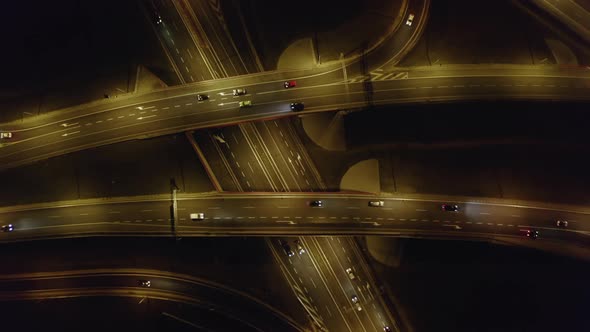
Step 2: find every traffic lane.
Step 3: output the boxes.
[406,65,590,79]
[272,237,350,332]
[3,63,588,137]
[0,200,173,239]
[248,121,316,191]
[156,0,218,81]
[0,63,344,139]
[3,70,588,156]
[273,237,349,332]
[211,126,275,191]
[317,237,382,331]
[360,0,428,71]
[237,123,295,191]
[8,71,590,154]
[289,237,349,331]
[0,273,301,332]
[2,195,588,227]
[267,123,323,191]
[0,207,586,247]
[0,86,360,169]
[337,237,395,330]
[2,195,587,234]
[533,0,590,33]
[303,237,365,332]
[186,0,248,76]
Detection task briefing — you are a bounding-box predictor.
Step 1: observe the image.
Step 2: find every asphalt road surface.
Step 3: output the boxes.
[2,65,589,170]
[271,236,397,332]
[1,194,588,250]
[0,269,303,332]
[194,120,326,192]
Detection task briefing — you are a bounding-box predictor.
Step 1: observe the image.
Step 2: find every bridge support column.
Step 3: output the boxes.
[365,237,405,268]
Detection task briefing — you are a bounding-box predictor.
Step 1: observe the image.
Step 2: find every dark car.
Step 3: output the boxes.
[139,280,151,287]
[279,240,295,257]
[525,229,539,239]
[1,224,14,232]
[290,102,304,111]
[196,94,209,101]
[556,220,568,228]
[441,204,459,212]
[284,80,297,88]
[383,327,392,332]
[310,200,323,207]
[154,13,163,25]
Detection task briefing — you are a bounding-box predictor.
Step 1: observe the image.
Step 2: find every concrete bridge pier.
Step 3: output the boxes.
[366,237,406,268]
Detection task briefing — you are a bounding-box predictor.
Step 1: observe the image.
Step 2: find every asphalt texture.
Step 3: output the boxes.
[2,65,590,171]
[0,237,309,329]
[1,194,588,253]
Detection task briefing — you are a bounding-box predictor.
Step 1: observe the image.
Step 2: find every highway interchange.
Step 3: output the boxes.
[1,0,590,330]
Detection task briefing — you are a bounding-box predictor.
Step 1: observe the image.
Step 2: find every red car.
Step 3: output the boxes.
[284,80,297,88]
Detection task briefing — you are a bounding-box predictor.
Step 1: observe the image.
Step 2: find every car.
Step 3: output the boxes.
[196,94,208,101]
[369,200,384,207]
[294,239,305,255]
[525,229,539,239]
[190,213,205,221]
[238,100,252,107]
[284,80,297,88]
[406,13,415,26]
[441,204,459,212]
[1,224,14,232]
[139,280,151,287]
[309,200,323,207]
[290,102,304,111]
[351,295,362,311]
[0,132,12,139]
[233,88,247,96]
[239,100,252,108]
[154,13,163,25]
[383,327,392,332]
[279,240,295,257]
[346,267,355,280]
[556,220,568,228]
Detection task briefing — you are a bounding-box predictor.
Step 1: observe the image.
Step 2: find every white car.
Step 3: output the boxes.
[190,213,205,221]
[233,88,247,96]
[556,220,568,228]
[351,295,362,311]
[0,132,12,139]
[406,13,415,26]
[369,200,384,207]
[346,268,355,280]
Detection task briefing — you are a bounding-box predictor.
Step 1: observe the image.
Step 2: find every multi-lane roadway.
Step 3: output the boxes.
[1,194,588,249]
[270,236,398,332]
[2,65,589,170]
[0,268,303,331]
